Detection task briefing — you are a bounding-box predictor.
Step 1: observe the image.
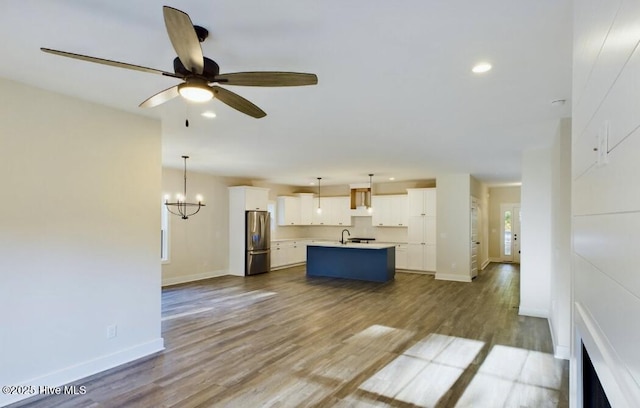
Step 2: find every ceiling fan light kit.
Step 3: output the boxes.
[178,80,213,102]
[41,6,317,118]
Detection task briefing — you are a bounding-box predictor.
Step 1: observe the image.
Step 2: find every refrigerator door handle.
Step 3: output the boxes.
[249,249,270,255]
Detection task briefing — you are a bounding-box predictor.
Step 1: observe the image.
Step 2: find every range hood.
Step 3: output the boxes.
[350,182,371,216]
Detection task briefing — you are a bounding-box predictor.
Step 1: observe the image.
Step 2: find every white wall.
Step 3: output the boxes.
[520,147,552,318]
[550,118,572,359]
[0,78,163,406]
[436,174,472,282]
[571,0,640,405]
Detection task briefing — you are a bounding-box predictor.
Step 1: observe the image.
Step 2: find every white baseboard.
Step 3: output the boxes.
[518,306,549,318]
[548,318,570,360]
[489,257,503,263]
[435,273,472,283]
[0,338,164,407]
[554,344,570,360]
[162,269,228,287]
[480,259,491,270]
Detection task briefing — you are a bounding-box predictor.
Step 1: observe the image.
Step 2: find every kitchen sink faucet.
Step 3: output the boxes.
[341,229,351,244]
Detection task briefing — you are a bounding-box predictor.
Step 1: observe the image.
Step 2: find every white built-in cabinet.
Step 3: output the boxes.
[278,194,351,226]
[228,186,270,276]
[406,188,436,272]
[371,195,408,227]
[395,243,408,269]
[271,240,309,269]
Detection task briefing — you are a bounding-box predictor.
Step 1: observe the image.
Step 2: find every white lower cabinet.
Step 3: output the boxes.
[271,240,309,269]
[395,243,407,269]
[407,243,436,272]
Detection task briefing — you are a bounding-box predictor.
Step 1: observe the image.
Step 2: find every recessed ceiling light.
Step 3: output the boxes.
[389,177,395,181]
[472,62,492,73]
[201,111,217,118]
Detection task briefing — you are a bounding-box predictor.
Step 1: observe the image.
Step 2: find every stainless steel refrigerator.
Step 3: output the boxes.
[245,210,271,276]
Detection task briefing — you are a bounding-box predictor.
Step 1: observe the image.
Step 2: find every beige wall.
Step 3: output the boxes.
[0,78,162,406]
[161,169,251,285]
[436,173,472,282]
[488,186,521,259]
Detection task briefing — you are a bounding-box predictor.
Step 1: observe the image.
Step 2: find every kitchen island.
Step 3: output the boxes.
[306,243,395,283]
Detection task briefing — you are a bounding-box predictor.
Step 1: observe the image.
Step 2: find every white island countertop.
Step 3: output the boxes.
[307,242,396,250]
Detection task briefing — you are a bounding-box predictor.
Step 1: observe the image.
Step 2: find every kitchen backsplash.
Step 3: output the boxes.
[271,215,408,243]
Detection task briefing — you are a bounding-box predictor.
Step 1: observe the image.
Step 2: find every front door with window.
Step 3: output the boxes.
[500,204,521,263]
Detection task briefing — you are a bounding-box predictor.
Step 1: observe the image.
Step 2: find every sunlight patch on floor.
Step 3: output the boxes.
[454,345,563,407]
[358,333,485,407]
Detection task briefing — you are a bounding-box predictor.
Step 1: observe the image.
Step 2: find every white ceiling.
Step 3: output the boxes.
[0,0,572,186]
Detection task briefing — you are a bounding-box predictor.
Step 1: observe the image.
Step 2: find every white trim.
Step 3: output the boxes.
[573,302,639,408]
[0,339,164,407]
[518,306,549,318]
[489,257,503,263]
[480,259,491,270]
[162,269,228,287]
[435,273,472,282]
[548,318,570,360]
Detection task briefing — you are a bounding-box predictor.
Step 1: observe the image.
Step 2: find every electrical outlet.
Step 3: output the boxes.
[107,325,117,339]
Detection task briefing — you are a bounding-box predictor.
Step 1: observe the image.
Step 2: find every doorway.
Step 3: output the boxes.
[500,204,521,263]
[470,198,480,278]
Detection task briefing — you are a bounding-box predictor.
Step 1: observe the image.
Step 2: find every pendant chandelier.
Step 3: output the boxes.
[316,177,322,214]
[165,155,205,219]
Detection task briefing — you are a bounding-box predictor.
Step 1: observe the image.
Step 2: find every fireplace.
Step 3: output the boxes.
[582,343,612,408]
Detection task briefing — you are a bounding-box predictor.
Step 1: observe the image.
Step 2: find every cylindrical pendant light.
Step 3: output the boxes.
[316,177,322,214]
[367,173,374,213]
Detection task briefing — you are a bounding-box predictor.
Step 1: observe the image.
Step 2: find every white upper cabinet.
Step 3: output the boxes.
[407,188,436,216]
[372,195,408,227]
[298,193,314,225]
[244,187,269,211]
[230,186,269,211]
[277,196,301,226]
[311,196,351,226]
[279,195,351,226]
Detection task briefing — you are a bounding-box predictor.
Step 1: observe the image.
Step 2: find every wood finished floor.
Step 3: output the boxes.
[10,263,569,408]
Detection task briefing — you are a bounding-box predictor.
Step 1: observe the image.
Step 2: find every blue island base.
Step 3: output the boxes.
[306,245,395,283]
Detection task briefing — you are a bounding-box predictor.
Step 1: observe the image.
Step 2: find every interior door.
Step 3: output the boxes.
[470,200,479,278]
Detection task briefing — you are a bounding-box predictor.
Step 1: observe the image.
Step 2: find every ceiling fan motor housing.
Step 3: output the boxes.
[173,57,220,80]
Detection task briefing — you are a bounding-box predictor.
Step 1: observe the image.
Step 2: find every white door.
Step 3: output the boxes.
[470,200,479,278]
[513,206,521,263]
[500,203,521,263]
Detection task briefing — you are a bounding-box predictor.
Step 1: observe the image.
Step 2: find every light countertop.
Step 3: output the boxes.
[307,242,396,250]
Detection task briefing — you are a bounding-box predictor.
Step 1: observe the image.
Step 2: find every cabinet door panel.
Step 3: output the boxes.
[392,195,408,226]
[408,216,425,243]
[424,244,436,271]
[246,188,268,211]
[406,243,424,270]
[424,216,437,244]
[407,189,425,216]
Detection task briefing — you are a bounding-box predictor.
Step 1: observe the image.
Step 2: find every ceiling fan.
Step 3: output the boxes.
[41,6,318,118]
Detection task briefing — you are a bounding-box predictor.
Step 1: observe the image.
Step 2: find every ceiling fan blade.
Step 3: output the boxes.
[212,86,266,118]
[215,72,318,87]
[40,48,183,79]
[163,6,204,75]
[139,85,180,108]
